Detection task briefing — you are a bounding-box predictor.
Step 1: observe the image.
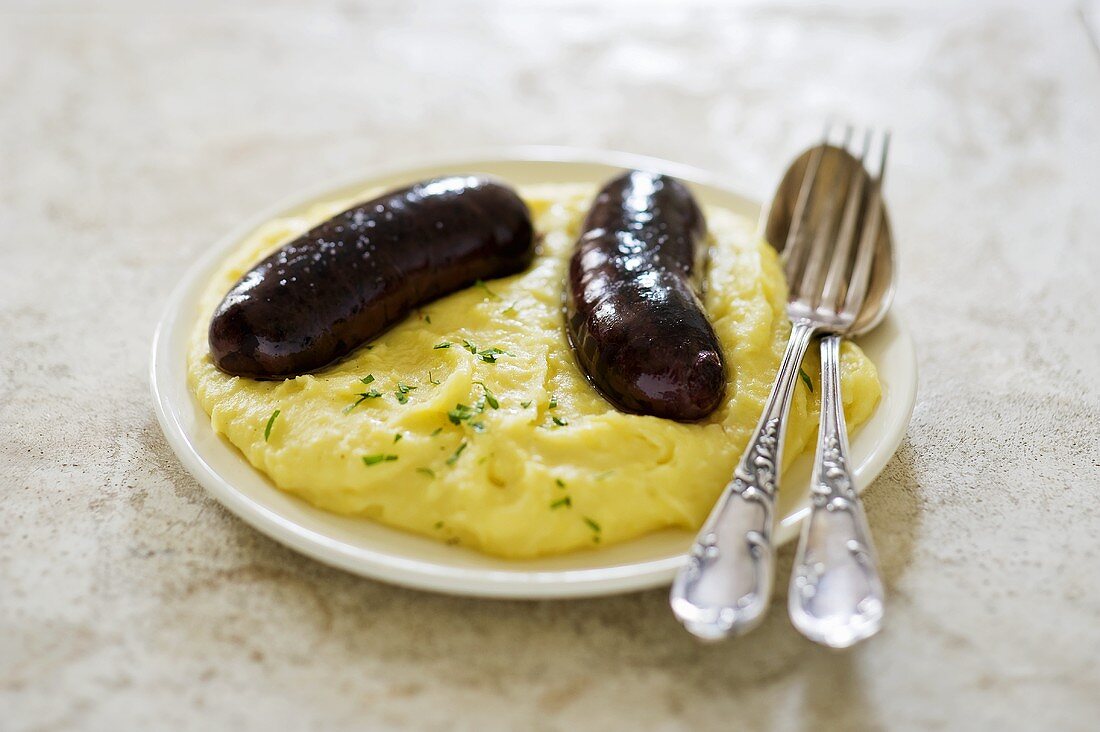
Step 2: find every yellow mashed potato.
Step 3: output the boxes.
[189,183,880,558]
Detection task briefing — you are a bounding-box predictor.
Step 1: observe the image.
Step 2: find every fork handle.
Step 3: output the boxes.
[670,320,817,641]
[788,334,885,648]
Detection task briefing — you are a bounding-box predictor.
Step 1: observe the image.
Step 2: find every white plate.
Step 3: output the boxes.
[150,147,917,599]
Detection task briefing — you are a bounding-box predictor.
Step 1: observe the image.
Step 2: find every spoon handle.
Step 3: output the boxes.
[789,334,885,648]
[670,319,816,641]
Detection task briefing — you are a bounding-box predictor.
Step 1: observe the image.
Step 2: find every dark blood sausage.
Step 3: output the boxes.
[209,176,534,378]
[565,171,726,422]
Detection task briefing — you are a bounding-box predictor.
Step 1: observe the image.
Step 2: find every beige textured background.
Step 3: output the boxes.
[3,1,1100,730]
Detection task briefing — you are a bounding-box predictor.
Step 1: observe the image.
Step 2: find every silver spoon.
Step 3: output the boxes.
[764,130,896,647]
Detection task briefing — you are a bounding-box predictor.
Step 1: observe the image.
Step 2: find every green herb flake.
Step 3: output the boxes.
[423,314,431,324]
[434,342,452,350]
[395,382,417,404]
[550,496,572,509]
[555,478,566,488]
[552,416,569,427]
[420,468,437,480]
[548,395,558,409]
[446,441,468,466]
[583,516,602,534]
[520,400,532,409]
[462,339,478,354]
[473,381,499,409]
[448,403,477,425]
[363,453,398,466]
[393,433,403,443]
[470,421,486,433]
[474,279,500,300]
[476,346,510,364]
[345,375,384,412]
[502,301,518,315]
[433,520,444,529]
[428,370,441,386]
[263,409,280,442]
[346,389,382,409]
[799,367,814,393]
[430,427,443,437]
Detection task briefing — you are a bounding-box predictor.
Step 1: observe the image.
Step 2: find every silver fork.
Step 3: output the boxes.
[669,125,890,641]
[789,130,890,647]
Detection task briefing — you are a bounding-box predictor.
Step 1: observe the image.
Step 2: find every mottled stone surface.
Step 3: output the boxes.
[3,1,1099,730]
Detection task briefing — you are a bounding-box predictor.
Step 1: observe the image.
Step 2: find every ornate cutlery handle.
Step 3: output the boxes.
[789,334,884,648]
[670,320,816,641]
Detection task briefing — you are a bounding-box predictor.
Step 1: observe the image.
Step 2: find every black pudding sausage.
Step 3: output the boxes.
[209,176,535,378]
[565,170,726,422]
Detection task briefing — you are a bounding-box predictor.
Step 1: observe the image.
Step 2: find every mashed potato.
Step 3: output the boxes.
[188,183,880,558]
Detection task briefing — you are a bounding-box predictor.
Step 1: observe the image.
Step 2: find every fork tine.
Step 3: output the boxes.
[820,129,872,311]
[843,130,891,318]
[800,125,853,307]
[782,124,831,287]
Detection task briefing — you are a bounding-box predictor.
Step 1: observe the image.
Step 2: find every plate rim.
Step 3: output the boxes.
[150,145,917,600]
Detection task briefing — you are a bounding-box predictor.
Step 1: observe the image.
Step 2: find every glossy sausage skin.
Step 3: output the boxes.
[210,176,534,378]
[565,171,726,422]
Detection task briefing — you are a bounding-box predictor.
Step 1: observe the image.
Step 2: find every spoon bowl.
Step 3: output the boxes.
[762,144,896,335]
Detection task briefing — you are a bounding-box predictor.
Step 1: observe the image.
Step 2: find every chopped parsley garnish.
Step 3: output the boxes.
[433,520,444,529]
[552,416,569,427]
[458,339,510,363]
[520,400,532,409]
[428,370,440,386]
[434,342,451,349]
[477,347,508,363]
[430,427,443,437]
[395,382,417,404]
[799,367,814,393]
[448,382,497,428]
[263,409,280,441]
[474,279,500,300]
[344,374,383,413]
[446,441,467,466]
[419,468,437,479]
[423,313,432,324]
[448,403,478,425]
[555,478,566,488]
[473,381,499,409]
[393,433,403,443]
[550,496,572,509]
[583,516,601,541]
[548,395,558,409]
[502,301,518,315]
[363,454,398,466]
[345,390,382,412]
